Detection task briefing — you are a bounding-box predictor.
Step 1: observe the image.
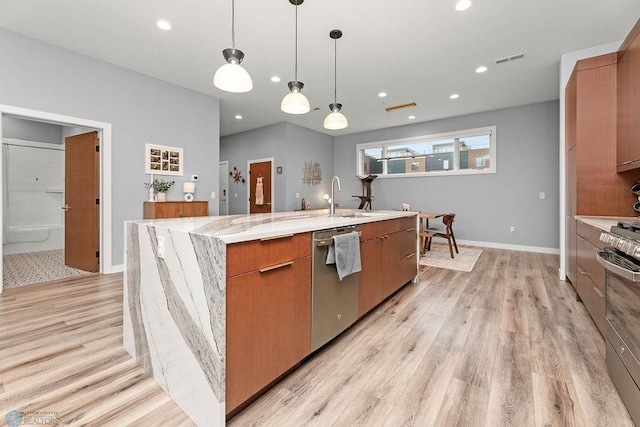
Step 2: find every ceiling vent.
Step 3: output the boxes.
[495,53,526,65]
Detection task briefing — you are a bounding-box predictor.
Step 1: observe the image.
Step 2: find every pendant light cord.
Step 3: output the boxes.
[231,0,236,50]
[294,3,299,82]
[333,37,337,103]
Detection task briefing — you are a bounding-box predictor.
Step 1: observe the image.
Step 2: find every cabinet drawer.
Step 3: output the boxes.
[226,256,311,412]
[227,233,311,277]
[360,220,395,240]
[397,216,418,232]
[576,234,605,291]
[396,227,418,258]
[576,221,605,249]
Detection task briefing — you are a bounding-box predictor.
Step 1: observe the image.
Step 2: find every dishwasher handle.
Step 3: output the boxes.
[314,230,362,247]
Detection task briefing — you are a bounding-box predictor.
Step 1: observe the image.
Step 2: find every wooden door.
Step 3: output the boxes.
[249,160,272,214]
[64,131,99,272]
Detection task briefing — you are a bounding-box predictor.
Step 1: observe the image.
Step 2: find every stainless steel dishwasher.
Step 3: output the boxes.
[311,225,360,352]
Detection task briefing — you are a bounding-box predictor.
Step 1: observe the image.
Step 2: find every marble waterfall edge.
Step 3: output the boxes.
[124,222,226,426]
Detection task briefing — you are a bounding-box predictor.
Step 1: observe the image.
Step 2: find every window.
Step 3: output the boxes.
[357,126,496,177]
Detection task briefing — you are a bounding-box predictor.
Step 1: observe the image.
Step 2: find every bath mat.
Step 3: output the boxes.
[419,244,482,272]
[3,249,92,289]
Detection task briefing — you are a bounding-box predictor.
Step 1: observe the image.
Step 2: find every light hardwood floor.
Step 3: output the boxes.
[0,248,633,426]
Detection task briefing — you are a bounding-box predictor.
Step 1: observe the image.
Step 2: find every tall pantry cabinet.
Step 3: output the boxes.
[565,53,640,286]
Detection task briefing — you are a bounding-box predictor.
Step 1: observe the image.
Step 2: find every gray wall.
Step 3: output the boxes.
[2,116,62,144]
[334,101,560,250]
[220,122,334,214]
[0,29,220,266]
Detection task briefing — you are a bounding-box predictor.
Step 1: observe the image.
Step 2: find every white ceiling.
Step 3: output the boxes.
[1,1,639,137]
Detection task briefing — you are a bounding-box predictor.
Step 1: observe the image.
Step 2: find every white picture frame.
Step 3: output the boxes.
[145,143,183,176]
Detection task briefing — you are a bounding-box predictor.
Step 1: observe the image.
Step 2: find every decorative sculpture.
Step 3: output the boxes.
[353,174,377,210]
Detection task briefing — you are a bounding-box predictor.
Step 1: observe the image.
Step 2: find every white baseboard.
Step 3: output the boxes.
[456,239,560,255]
[558,268,566,281]
[106,264,125,273]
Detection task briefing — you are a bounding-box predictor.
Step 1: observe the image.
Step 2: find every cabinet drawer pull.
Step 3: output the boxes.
[260,234,294,242]
[259,261,294,273]
[593,286,604,298]
[403,252,416,260]
[405,227,416,232]
[577,267,590,276]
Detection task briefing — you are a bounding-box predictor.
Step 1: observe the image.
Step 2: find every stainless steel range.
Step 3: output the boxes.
[597,221,640,424]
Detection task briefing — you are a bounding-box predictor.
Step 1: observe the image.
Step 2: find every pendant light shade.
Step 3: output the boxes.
[282,0,310,114]
[324,29,348,130]
[281,81,311,114]
[324,103,348,130]
[214,0,253,93]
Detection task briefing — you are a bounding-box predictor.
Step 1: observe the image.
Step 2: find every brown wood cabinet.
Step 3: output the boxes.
[143,201,208,219]
[225,233,311,414]
[575,220,606,334]
[358,217,418,317]
[565,52,640,291]
[617,19,640,171]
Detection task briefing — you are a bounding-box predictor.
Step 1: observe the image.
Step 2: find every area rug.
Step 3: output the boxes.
[3,249,92,289]
[419,244,483,272]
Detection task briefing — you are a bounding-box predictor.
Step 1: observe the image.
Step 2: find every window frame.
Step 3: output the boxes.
[356,126,497,178]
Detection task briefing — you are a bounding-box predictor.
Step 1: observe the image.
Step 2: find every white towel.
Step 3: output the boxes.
[255,177,264,205]
[326,231,362,280]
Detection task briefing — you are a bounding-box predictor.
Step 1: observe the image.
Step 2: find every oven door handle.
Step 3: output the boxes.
[596,250,640,282]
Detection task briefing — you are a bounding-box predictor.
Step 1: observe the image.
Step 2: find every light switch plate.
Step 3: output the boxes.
[157,236,165,259]
[211,192,216,199]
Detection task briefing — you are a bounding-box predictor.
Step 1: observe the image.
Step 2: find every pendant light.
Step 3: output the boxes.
[213,0,253,93]
[323,29,348,130]
[281,0,310,114]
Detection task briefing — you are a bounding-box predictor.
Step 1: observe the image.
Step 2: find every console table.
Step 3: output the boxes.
[143,201,209,219]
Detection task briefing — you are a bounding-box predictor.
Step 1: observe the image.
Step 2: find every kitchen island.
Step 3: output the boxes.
[124,209,418,426]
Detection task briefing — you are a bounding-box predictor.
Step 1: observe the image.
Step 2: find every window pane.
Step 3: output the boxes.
[362,148,383,175]
[459,134,491,170]
[385,139,454,174]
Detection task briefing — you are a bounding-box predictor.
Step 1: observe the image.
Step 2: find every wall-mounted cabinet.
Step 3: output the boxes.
[617,19,640,172]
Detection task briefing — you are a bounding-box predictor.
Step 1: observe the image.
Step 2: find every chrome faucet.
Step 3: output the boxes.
[330,176,341,215]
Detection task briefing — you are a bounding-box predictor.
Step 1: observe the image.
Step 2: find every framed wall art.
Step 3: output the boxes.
[145,143,184,176]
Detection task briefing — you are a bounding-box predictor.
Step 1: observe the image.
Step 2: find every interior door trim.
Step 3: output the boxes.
[0,104,114,293]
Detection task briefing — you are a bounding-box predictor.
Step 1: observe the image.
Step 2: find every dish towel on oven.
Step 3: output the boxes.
[326,231,362,280]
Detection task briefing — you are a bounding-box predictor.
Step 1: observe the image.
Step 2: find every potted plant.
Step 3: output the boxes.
[144,178,175,202]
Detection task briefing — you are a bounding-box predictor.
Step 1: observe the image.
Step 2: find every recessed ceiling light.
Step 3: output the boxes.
[455,0,472,11]
[235,115,243,120]
[156,20,172,31]
[408,115,416,120]
[475,66,488,73]
[450,93,460,99]
[378,92,387,98]
[271,76,281,83]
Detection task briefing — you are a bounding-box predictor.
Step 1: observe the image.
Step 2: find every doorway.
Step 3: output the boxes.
[247,158,274,214]
[0,104,113,294]
[219,161,229,215]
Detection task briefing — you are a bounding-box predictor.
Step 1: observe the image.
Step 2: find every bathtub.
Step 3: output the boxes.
[3,225,64,255]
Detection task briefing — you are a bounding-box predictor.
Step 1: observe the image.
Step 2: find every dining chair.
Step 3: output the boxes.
[420,213,459,258]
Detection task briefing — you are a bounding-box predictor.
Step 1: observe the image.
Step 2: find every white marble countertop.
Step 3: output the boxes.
[128,209,418,244]
[575,215,639,232]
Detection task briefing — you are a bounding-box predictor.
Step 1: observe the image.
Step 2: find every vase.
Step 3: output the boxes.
[156,192,167,202]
